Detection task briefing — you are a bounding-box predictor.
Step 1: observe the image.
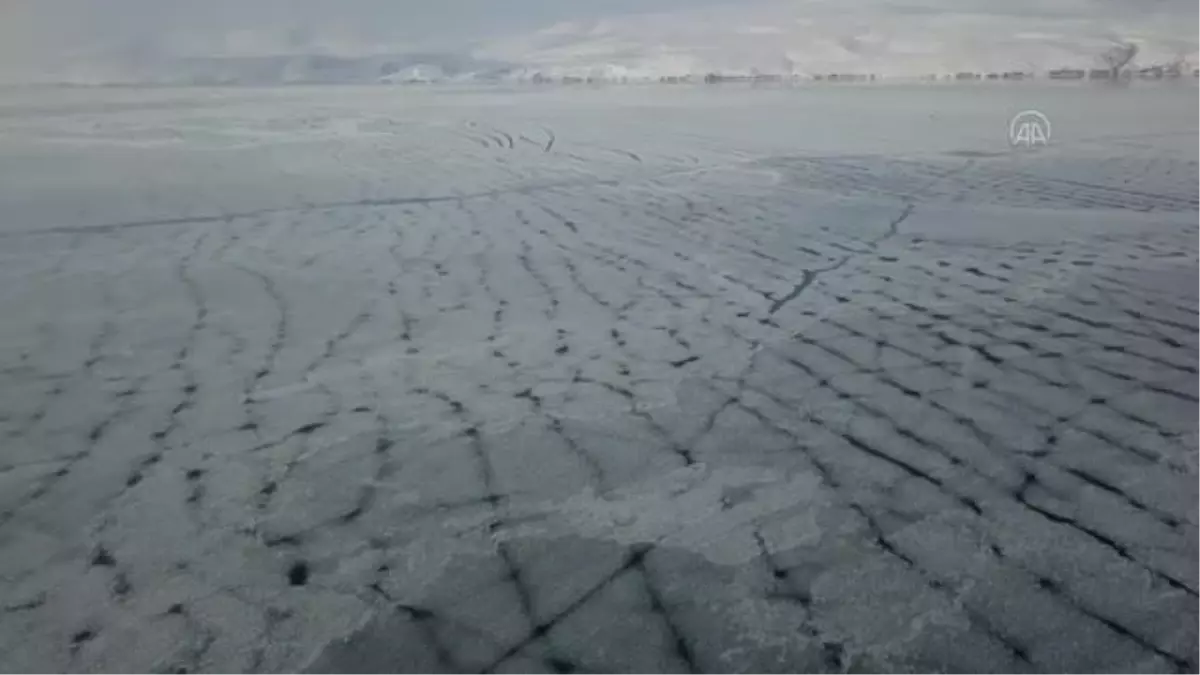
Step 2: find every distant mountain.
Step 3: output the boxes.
[19,0,1198,86]
[471,1,1199,81]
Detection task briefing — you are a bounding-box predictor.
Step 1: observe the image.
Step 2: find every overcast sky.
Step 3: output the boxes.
[1,0,1196,79]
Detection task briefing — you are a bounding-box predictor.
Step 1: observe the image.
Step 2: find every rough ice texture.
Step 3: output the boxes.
[0,84,1197,673]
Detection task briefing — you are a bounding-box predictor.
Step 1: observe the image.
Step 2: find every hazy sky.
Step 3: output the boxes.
[6,0,719,55]
[1,0,1196,79]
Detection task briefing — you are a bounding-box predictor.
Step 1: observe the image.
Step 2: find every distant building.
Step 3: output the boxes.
[986,73,999,80]
[1088,69,1113,80]
[1001,71,1028,80]
[703,73,751,83]
[826,73,867,82]
[955,72,981,80]
[1138,66,1164,80]
[1048,68,1085,80]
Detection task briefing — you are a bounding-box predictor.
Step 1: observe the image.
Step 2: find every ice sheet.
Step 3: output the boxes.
[0,84,1196,673]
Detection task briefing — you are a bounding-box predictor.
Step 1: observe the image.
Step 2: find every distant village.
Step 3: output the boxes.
[513,62,1197,86]
[432,43,1199,86]
[497,41,1198,86]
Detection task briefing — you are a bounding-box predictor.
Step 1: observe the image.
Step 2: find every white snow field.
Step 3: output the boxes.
[0,83,1196,673]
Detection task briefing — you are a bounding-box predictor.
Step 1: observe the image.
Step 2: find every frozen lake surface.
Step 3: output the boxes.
[0,84,1197,673]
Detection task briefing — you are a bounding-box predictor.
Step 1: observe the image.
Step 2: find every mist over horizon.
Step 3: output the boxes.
[1,0,1197,84]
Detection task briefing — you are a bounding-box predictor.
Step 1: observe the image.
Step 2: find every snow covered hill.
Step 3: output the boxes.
[11,0,1200,84]
[3,0,1196,84]
[473,0,1198,80]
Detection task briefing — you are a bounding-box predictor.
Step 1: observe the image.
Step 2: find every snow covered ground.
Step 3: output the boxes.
[0,83,1196,673]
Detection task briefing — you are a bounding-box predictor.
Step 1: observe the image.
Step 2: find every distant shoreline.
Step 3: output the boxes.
[3,76,1198,91]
